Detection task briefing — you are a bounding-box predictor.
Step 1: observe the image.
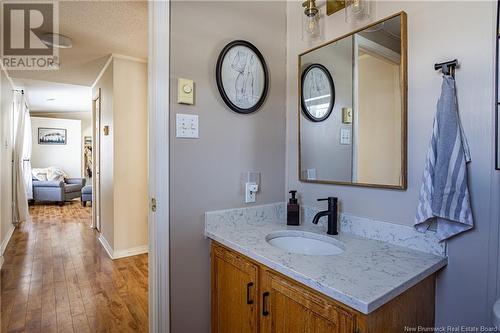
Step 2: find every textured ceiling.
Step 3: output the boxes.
[8,0,147,86]
[14,78,92,113]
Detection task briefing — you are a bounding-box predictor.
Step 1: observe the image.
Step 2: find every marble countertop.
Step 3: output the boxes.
[205,205,447,314]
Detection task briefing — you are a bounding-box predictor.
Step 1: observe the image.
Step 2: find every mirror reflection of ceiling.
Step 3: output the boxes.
[359,20,401,54]
[7,1,147,87]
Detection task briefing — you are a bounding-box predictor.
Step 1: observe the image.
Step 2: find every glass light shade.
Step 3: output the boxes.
[302,10,320,41]
[345,0,370,22]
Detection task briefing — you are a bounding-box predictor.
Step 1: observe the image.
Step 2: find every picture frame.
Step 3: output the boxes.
[301,63,335,122]
[38,127,67,145]
[215,40,269,114]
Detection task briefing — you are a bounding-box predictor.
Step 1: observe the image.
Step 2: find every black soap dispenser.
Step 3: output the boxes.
[287,190,300,226]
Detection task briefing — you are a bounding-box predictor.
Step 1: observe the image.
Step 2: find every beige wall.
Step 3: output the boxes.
[356,52,401,185]
[92,57,148,253]
[112,57,148,251]
[0,67,14,260]
[30,117,82,177]
[286,1,499,326]
[30,112,92,178]
[170,1,287,331]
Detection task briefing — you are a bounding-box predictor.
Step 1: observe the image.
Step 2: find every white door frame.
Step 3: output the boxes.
[148,1,170,332]
[91,90,101,231]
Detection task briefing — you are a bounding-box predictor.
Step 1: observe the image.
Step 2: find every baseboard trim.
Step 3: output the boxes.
[1,225,15,255]
[98,234,148,260]
[98,234,114,259]
[0,225,15,269]
[114,245,148,259]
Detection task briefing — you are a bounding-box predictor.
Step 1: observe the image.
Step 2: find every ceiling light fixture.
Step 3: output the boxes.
[302,0,321,42]
[345,0,370,22]
[40,33,73,49]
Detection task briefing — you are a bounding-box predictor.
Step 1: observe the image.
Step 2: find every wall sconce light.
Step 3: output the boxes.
[103,125,109,136]
[302,0,321,41]
[345,0,370,22]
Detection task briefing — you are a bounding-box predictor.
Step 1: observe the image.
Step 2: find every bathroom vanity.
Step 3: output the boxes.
[206,12,446,333]
[211,242,435,333]
[206,203,447,333]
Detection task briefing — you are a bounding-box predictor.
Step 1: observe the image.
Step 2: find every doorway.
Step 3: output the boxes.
[0,1,170,331]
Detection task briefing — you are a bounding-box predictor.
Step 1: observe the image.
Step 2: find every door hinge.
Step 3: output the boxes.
[151,197,157,212]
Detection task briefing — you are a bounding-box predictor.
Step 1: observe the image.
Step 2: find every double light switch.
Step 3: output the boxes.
[176,114,199,138]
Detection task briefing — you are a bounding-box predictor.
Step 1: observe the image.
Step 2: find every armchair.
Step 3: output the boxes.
[32,178,86,205]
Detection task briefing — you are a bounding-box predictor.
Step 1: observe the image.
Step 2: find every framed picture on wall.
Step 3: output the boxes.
[38,127,67,145]
[215,40,269,114]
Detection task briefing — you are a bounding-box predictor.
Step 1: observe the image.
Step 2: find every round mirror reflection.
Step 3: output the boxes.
[301,64,335,122]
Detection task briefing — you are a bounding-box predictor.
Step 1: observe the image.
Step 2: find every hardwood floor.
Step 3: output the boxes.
[1,201,148,333]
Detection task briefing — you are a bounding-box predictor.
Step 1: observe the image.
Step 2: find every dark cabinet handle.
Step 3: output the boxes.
[262,292,270,316]
[246,282,254,305]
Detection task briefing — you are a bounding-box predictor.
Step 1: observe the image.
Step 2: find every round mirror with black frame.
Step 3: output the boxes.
[301,64,335,122]
[215,40,269,114]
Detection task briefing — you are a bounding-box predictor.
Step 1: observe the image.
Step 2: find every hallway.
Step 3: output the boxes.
[1,201,148,333]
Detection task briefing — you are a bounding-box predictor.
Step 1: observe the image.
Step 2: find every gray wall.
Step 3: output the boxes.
[287,1,500,326]
[300,39,353,181]
[170,1,286,332]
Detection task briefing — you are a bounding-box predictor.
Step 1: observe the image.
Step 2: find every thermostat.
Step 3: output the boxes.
[178,78,194,105]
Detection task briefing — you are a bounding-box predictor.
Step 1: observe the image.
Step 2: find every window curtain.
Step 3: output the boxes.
[22,110,33,200]
[13,93,29,224]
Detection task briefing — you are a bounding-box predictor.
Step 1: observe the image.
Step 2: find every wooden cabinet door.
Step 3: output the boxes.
[211,244,259,333]
[260,269,356,333]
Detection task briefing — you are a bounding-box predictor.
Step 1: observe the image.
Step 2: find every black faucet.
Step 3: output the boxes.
[312,197,338,235]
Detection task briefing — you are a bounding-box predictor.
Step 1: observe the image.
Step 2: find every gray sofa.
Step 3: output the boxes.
[32,178,86,205]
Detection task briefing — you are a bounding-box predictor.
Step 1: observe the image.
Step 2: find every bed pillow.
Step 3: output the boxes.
[47,167,68,182]
[32,168,48,181]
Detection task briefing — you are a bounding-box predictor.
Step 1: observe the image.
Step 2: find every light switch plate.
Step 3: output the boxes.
[340,128,351,145]
[176,114,199,138]
[178,78,194,105]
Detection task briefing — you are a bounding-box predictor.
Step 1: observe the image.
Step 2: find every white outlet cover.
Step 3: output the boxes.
[176,114,199,138]
[245,182,258,203]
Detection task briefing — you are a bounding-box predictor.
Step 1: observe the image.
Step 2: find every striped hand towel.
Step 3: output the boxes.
[415,75,473,241]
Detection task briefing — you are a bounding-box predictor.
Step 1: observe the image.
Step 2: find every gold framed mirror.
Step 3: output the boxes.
[298,12,407,189]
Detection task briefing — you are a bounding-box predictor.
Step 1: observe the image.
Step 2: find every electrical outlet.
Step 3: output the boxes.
[245,182,259,203]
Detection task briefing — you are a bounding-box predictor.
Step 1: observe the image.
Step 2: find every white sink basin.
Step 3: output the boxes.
[266,231,345,256]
